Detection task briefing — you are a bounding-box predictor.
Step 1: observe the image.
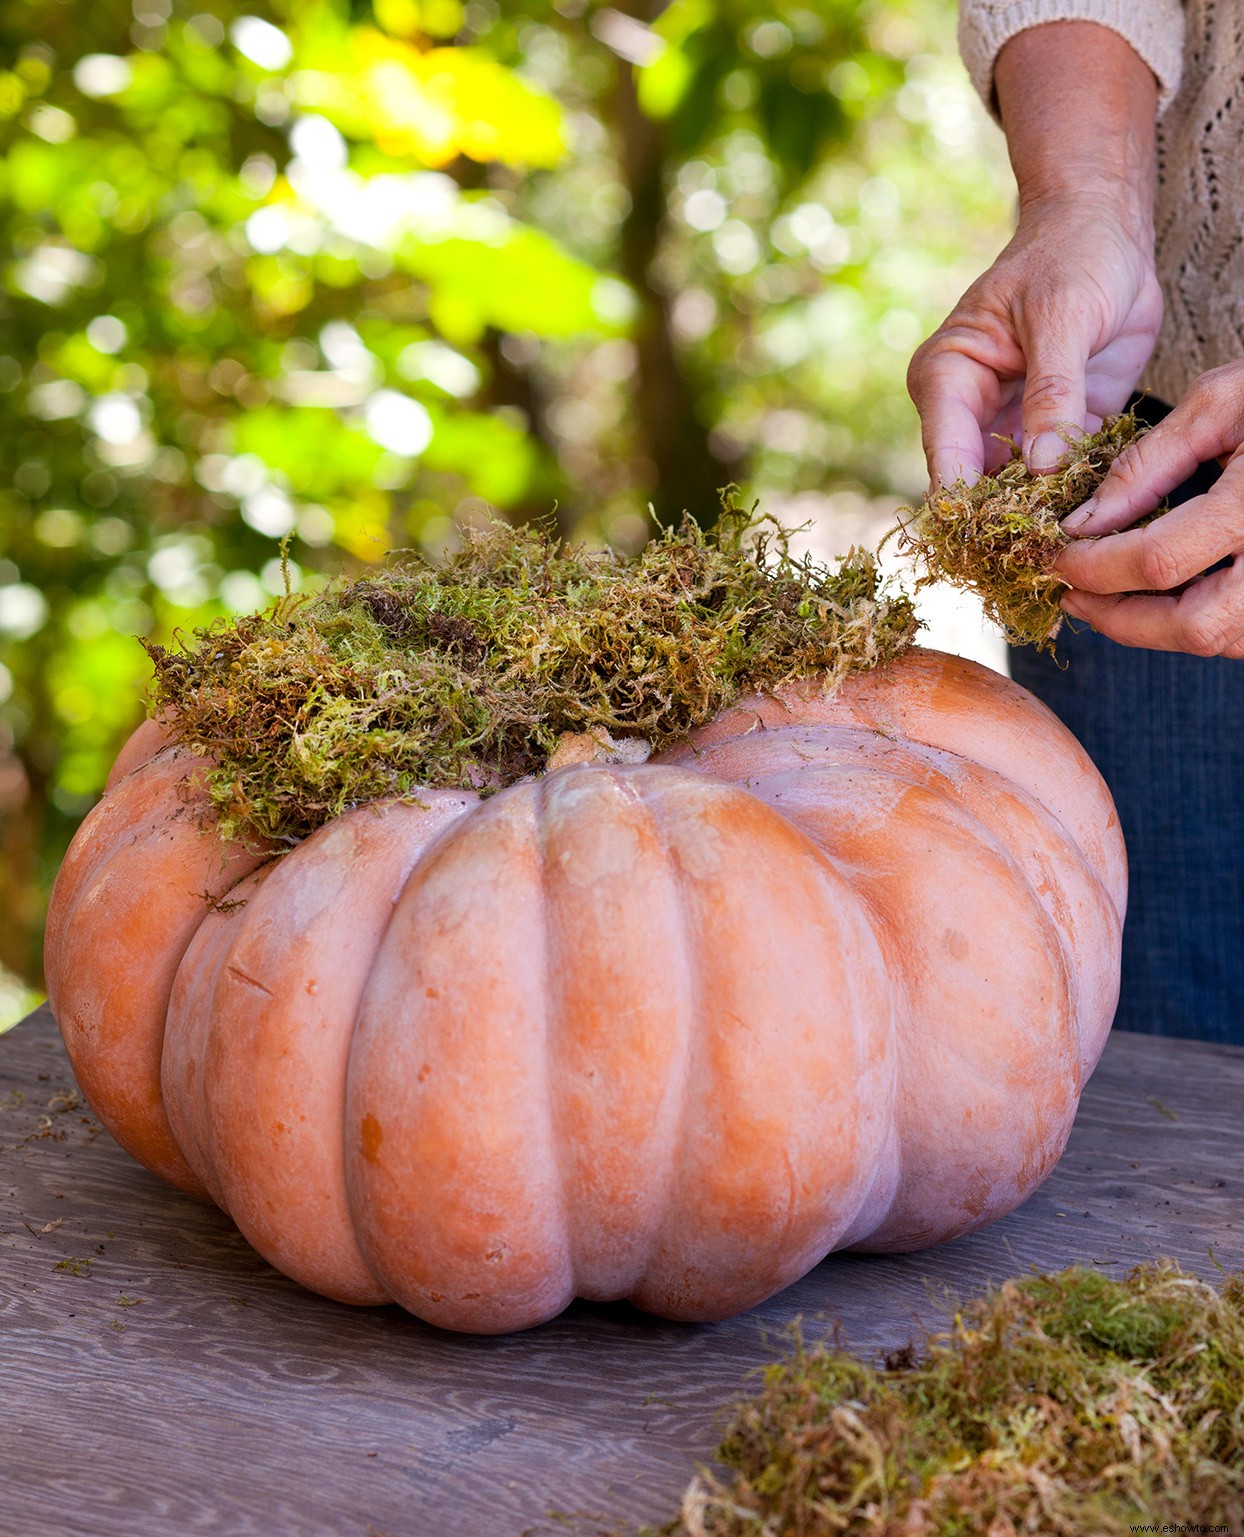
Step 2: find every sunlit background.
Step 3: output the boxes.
[0,0,1013,1025]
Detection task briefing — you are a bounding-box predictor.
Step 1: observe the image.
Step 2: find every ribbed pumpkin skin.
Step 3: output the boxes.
[44,649,1125,1334]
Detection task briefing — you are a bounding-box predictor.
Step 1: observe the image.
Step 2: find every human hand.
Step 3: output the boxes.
[1057,363,1244,657]
[907,20,1161,489]
[908,198,1162,488]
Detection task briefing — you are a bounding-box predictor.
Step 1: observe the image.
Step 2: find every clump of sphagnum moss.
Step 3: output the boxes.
[651,1260,1244,1537]
[144,503,918,848]
[900,409,1165,652]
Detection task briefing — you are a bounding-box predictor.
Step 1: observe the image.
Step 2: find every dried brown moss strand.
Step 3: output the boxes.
[144,502,919,847]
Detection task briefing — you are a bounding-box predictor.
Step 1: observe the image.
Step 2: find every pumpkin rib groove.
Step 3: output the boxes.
[682,720,1121,935]
[45,648,1128,1332]
[46,747,203,1001]
[737,761,1082,1251]
[343,789,580,1331]
[752,777,913,1249]
[625,770,893,1319]
[161,794,482,1306]
[845,737,1118,1079]
[536,767,697,1307]
[103,716,173,790]
[659,652,1126,924]
[530,773,577,1309]
[334,802,482,1306]
[168,897,240,1209]
[758,815,897,1279]
[629,776,704,1316]
[163,860,270,1212]
[688,722,1118,1086]
[337,793,480,1306]
[637,781,700,1310]
[630,774,766,1318]
[49,750,265,1195]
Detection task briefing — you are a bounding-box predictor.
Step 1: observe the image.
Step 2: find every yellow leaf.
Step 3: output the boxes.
[321,32,565,169]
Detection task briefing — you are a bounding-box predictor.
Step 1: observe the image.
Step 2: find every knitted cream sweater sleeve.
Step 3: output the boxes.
[957,0,1186,117]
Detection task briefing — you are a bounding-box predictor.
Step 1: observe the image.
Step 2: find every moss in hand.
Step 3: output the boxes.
[899,410,1164,652]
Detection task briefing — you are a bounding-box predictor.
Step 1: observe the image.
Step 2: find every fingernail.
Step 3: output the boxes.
[1026,431,1066,473]
[1061,592,1084,616]
[1062,498,1097,533]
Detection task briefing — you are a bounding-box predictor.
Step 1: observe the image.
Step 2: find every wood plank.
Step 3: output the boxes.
[2,1005,1242,1537]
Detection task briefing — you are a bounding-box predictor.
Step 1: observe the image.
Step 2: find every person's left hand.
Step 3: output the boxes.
[1057,362,1244,656]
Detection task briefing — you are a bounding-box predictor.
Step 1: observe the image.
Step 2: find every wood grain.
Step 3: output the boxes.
[2,1005,1242,1537]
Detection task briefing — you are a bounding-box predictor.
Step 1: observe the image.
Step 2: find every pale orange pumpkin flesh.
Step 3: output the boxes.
[44,648,1125,1334]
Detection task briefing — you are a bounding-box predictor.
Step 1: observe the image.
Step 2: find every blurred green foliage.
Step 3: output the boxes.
[0,0,1011,1002]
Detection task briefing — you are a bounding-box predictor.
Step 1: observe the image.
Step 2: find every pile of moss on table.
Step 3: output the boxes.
[144,507,917,847]
[900,410,1163,651]
[648,1260,1244,1537]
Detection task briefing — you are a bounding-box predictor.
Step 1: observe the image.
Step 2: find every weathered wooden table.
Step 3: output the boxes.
[2,1005,1241,1537]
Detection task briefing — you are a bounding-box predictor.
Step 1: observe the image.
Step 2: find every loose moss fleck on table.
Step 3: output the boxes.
[53,1257,94,1278]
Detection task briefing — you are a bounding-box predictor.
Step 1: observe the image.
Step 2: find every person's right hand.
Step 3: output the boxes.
[1053,360,1244,656]
[907,195,1162,489]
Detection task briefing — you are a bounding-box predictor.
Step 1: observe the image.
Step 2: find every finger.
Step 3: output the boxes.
[928,408,985,490]
[979,393,1024,471]
[1084,364,1143,426]
[984,429,1018,473]
[1064,368,1244,535]
[1055,486,1244,594]
[908,344,995,489]
[1018,319,1089,472]
[1082,282,1165,423]
[1062,558,1244,656]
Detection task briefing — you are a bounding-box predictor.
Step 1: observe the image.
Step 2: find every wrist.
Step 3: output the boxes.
[1016,181,1155,253]
[997,22,1157,248]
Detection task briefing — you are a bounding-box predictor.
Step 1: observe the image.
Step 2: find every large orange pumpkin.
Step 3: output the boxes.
[45,648,1125,1334]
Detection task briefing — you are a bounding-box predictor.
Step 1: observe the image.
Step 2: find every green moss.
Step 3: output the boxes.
[649,1261,1244,1537]
[144,503,918,847]
[899,410,1163,652]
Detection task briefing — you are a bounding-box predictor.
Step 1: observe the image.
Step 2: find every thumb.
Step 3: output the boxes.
[1019,326,1090,473]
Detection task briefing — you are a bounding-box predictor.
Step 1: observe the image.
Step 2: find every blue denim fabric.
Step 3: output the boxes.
[1008,394,1244,1044]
